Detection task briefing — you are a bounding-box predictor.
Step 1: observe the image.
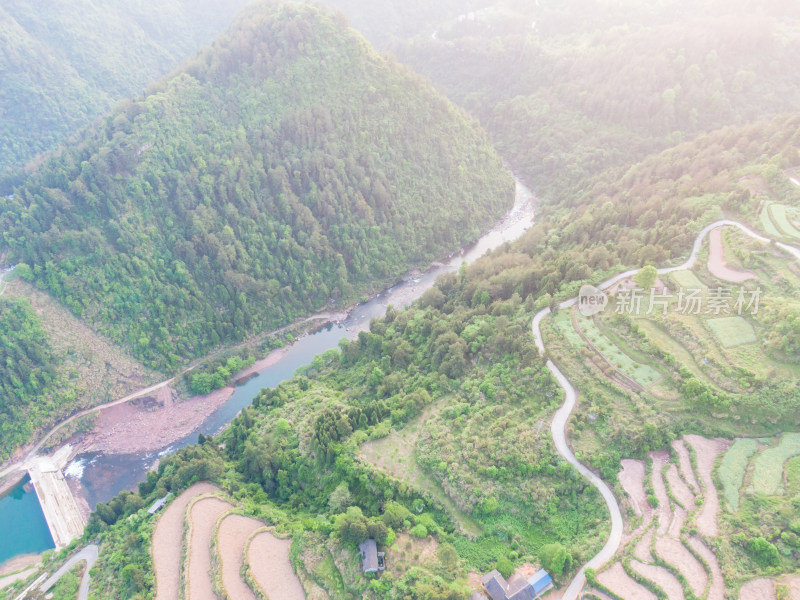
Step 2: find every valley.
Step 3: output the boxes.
[3,1,800,600]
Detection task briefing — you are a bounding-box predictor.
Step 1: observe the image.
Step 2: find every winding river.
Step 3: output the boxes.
[64,179,536,509]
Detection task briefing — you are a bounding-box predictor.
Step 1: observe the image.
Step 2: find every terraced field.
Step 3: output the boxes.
[591,434,792,600]
[151,483,304,600]
[576,313,662,388]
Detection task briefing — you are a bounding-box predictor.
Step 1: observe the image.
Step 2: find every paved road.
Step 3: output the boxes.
[40,545,98,600]
[532,220,799,599]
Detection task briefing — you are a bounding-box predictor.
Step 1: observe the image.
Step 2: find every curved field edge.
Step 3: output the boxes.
[215,512,265,600]
[180,492,230,600]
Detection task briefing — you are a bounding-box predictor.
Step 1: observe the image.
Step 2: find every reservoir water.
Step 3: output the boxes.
[0,477,54,564]
[0,179,535,559]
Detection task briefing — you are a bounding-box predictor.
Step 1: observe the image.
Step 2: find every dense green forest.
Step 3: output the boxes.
[0,0,254,174]
[5,1,800,598]
[0,296,59,452]
[61,114,800,600]
[0,2,514,371]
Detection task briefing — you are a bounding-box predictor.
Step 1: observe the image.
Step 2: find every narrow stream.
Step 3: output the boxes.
[63,179,535,509]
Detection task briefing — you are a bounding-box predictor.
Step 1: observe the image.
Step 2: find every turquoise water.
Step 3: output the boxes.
[0,477,55,565]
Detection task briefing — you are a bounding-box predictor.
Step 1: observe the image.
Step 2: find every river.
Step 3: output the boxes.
[24,179,535,516]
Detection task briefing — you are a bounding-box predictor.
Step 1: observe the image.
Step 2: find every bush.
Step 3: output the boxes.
[410,524,428,538]
[496,557,513,579]
[539,542,573,575]
[747,537,780,567]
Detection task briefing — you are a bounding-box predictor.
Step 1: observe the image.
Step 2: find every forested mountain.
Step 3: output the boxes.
[323,0,800,200]
[0,297,58,450]
[0,2,513,370]
[75,115,800,600]
[0,0,251,173]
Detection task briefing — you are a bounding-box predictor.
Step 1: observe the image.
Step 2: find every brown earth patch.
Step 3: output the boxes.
[684,435,730,537]
[707,228,757,283]
[667,507,687,538]
[152,482,219,600]
[0,554,40,577]
[79,387,234,455]
[739,578,776,600]
[688,537,724,600]
[654,538,707,597]
[217,514,263,600]
[247,531,305,600]
[631,560,685,600]
[634,528,655,563]
[649,451,672,535]
[665,464,696,510]
[619,459,650,520]
[597,562,657,600]
[186,496,233,600]
[671,440,700,493]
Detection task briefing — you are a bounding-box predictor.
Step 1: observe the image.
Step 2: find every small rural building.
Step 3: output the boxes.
[481,570,507,600]
[359,539,385,574]
[480,568,553,600]
[147,492,171,515]
[527,569,554,597]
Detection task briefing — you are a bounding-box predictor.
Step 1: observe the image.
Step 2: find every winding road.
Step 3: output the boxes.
[532,219,800,599]
[39,544,98,600]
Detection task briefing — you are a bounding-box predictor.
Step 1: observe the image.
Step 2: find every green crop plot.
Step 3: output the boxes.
[718,438,758,511]
[670,270,705,290]
[578,315,662,387]
[552,310,585,349]
[786,456,800,496]
[707,316,757,348]
[770,204,800,239]
[751,433,800,496]
[760,202,783,238]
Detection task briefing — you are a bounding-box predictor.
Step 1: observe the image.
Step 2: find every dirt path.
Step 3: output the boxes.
[153,483,219,600]
[739,578,776,600]
[688,537,724,600]
[187,497,233,600]
[247,531,305,600]
[707,228,757,283]
[631,560,685,600]
[597,562,657,600]
[217,514,263,600]
[685,435,730,537]
[0,567,36,591]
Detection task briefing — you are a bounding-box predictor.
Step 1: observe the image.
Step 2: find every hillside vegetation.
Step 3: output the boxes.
[0,2,513,371]
[0,0,251,174]
[389,0,800,199]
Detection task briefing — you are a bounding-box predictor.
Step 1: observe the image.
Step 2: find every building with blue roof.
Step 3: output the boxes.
[480,568,553,600]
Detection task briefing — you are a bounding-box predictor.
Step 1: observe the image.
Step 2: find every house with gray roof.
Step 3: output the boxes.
[147,492,171,515]
[480,568,553,600]
[360,539,385,574]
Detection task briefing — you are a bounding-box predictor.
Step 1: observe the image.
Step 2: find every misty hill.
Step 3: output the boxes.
[0,2,513,370]
[0,0,251,173]
[379,0,800,199]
